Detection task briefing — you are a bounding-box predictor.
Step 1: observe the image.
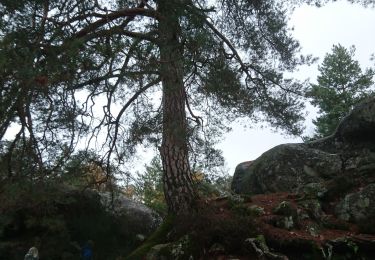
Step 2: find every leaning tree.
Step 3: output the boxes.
[1,0,372,214]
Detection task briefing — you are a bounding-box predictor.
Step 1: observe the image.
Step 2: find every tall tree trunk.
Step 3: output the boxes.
[158,0,196,214]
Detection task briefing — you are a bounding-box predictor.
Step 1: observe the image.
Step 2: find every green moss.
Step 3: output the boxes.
[124,215,175,260]
[159,235,194,259]
[227,196,260,217]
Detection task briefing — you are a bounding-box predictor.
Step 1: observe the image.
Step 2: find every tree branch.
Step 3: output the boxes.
[105,77,161,166]
[184,89,203,126]
[204,19,254,80]
[85,26,158,43]
[204,19,303,96]
[74,8,160,39]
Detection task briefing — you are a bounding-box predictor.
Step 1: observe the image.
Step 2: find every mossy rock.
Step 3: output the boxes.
[298,199,323,221]
[335,183,375,229]
[302,182,328,199]
[273,201,297,216]
[146,235,195,260]
[0,181,158,259]
[125,215,175,260]
[231,143,341,195]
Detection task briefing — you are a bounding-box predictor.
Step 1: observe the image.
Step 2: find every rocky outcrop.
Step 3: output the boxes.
[335,183,375,224]
[133,193,375,260]
[225,97,375,259]
[231,161,253,195]
[99,191,162,235]
[336,97,375,142]
[231,143,342,194]
[0,185,161,259]
[231,97,375,230]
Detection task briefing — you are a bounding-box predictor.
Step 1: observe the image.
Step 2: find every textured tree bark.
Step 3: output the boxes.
[158,0,197,214]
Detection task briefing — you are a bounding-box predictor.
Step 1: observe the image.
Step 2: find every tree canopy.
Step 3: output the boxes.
[307,44,374,139]
[1,0,372,214]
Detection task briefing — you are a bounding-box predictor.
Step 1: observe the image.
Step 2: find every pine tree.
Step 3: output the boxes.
[135,156,167,215]
[2,0,372,214]
[307,44,374,139]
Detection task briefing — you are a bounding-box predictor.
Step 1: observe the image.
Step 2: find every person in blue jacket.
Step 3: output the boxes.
[82,240,93,260]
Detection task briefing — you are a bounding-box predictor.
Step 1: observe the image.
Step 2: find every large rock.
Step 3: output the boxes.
[231,143,341,194]
[335,184,375,224]
[0,185,161,259]
[336,97,375,142]
[99,191,162,235]
[231,161,253,195]
[231,97,375,228]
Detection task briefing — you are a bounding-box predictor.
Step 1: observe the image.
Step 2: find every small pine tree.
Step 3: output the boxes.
[135,156,167,215]
[307,44,374,139]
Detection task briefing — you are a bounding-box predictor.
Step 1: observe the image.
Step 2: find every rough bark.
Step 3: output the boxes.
[158,0,197,214]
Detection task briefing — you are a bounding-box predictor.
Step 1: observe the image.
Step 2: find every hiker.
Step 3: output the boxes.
[82,240,93,260]
[24,247,39,260]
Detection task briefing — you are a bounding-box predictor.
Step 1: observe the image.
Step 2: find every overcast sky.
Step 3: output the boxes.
[218,0,375,174]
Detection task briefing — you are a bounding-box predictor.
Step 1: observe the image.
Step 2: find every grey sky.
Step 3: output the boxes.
[218,1,375,174]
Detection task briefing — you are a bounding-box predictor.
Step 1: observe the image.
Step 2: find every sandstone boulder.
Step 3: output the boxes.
[336,97,375,142]
[335,184,375,226]
[231,143,341,194]
[99,191,162,235]
[0,186,161,259]
[231,97,375,229]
